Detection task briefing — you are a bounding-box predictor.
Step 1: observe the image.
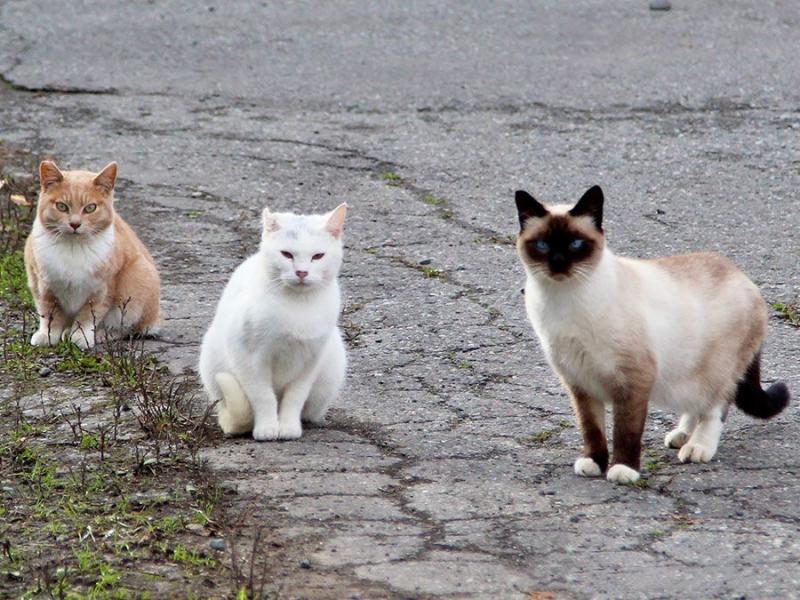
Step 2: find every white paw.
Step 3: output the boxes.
[678,442,716,463]
[574,457,603,477]
[607,464,640,484]
[69,326,95,349]
[31,329,59,347]
[664,428,690,449]
[277,421,303,440]
[252,422,280,441]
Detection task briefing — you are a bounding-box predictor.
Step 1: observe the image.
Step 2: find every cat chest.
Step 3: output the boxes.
[34,228,115,316]
[546,334,617,397]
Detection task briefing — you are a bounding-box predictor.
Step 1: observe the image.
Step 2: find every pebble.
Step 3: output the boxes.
[299,559,312,569]
[649,0,671,10]
[209,538,226,551]
[38,366,52,377]
[419,258,433,265]
[191,191,203,198]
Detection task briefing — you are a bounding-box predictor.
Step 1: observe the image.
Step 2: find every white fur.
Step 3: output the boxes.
[607,464,640,484]
[198,206,347,440]
[678,405,724,463]
[574,457,602,477]
[664,413,698,449]
[523,241,761,478]
[31,218,115,318]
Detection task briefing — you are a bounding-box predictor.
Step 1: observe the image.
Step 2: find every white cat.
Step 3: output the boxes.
[199,204,348,441]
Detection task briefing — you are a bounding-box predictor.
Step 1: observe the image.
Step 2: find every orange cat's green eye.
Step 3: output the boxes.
[83,203,97,214]
[55,202,69,212]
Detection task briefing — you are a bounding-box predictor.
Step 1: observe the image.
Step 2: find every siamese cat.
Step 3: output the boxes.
[515,185,789,484]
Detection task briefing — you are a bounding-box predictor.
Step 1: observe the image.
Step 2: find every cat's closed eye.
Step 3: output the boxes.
[281,251,293,259]
[312,253,325,261]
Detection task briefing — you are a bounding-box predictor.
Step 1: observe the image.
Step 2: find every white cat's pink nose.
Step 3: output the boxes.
[295,270,309,281]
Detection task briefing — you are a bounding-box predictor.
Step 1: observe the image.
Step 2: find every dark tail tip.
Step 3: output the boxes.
[734,353,790,419]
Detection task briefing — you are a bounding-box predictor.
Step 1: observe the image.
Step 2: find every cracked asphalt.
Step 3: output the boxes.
[1,1,799,598]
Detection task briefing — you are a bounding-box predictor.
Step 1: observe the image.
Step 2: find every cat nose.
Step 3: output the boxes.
[70,222,81,231]
[295,270,309,280]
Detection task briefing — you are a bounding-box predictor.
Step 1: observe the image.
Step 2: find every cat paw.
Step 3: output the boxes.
[574,457,603,477]
[252,422,280,441]
[31,329,60,347]
[606,464,640,485]
[678,442,716,463]
[277,421,303,440]
[664,428,690,449]
[69,327,96,349]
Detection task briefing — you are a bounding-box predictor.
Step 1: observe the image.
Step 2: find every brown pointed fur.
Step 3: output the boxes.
[516,189,788,479]
[24,161,160,347]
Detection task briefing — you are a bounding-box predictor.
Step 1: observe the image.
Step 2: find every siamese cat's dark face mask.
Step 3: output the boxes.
[515,186,605,281]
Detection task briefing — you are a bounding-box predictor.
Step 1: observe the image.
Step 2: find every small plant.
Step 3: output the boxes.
[380,172,402,186]
[421,266,443,279]
[772,302,800,327]
[423,194,445,206]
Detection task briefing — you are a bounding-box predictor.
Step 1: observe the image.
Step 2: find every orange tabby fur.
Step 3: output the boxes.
[24,160,161,349]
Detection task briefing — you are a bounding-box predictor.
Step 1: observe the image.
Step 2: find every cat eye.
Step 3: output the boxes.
[534,240,550,253]
[83,203,97,214]
[280,251,294,260]
[55,202,69,212]
[311,253,325,261]
[568,239,585,251]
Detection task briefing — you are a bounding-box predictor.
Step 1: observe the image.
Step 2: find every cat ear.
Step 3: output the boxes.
[569,185,604,230]
[262,207,281,233]
[39,161,64,190]
[325,203,348,239]
[515,190,548,231]
[93,162,118,193]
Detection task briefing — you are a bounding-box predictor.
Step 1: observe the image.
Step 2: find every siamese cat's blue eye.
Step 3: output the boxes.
[535,240,550,253]
[568,239,585,251]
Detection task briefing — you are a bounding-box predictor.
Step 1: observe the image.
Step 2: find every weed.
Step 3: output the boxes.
[172,544,216,568]
[380,171,402,185]
[421,266,443,279]
[772,302,800,327]
[423,194,445,206]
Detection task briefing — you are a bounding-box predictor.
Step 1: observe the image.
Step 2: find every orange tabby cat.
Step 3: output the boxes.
[24,161,161,349]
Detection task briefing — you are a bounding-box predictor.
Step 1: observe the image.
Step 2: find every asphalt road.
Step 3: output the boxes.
[1,1,799,598]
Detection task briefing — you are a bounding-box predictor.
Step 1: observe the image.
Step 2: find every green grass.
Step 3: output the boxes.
[423,194,445,206]
[380,171,402,185]
[421,266,443,279]
[0,251,32,306]
[772,302,800,327]
[522,420,572,446]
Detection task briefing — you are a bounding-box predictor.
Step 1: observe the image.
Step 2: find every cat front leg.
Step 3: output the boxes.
[277,375,317,440]
[69,295,111,349]
[31,292,67,346]
[567,385,609,477]
[238,370,280,441]
[607,375,653,485]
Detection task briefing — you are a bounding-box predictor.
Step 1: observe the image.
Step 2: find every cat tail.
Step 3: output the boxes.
[734,352,790,419]
[214,372,255,435]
